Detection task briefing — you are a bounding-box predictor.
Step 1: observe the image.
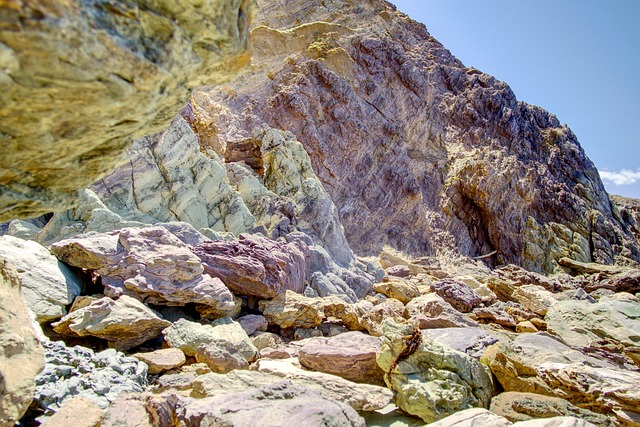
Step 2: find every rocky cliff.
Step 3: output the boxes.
[2,0,640,426]
[188,0,640,274]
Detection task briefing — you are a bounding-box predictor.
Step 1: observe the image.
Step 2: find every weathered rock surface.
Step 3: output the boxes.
[430,279,482,313]
[162,317,258,362]
[34,340,147,415]
[200,0,640,273]
[545,296,640,348]
[41,396,104,427]
[482,333,640,424]
[92,116,256,235]
[258,290,325,329]
[251,358,394,412]
[405,293,480,328]
[298,331,384,384]
[422,327,500,359]
[133,348,186,375]
[238,314,269,336]
[374,277,421,304]
[427,408,511,427]
[0,0,253,220]
[183,380,366,427]
[0,236,82,323]
[195,343,249,373]
[52,295,170,351]
[50,226,236,314]
[192,233,308,298]
[490,392,613,426]
[0,260,45,427]
[512,285,557,316]
[376,320,494,423]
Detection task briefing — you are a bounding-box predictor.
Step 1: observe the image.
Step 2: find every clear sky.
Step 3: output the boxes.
[391,0,640,199]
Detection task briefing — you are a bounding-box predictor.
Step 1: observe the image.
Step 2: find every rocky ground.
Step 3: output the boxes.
[1,0,640,427]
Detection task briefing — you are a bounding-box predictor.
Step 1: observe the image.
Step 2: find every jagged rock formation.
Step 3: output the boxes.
[0,0,254,221]
[193,0,640,274]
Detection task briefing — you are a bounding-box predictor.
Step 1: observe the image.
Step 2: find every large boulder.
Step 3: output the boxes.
[0,0,253,221]
[404,293,480,328]
[52,295,171,351]
[191,233,308,298]
[132,348,186,375]
[0,260,45,427]
[162,317,258,362]
[298,331,384,384]
[376,319,494,423]
[0,236,82,323]
[429,279,482,313]
[50,226,236,314]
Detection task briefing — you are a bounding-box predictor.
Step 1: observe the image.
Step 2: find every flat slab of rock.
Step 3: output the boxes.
[42,396,104,427]
[0,236,82,323]
[50,227,236,314]
[133,348,186,375]
[0,260,45,426]
[52,295,170,351]
[162,317,258,362]
[181,380,365,427]
[298,331,384,384]
[374,278,420,304]
[422,327,500,359]
[191,233,308,298]
[427,408,511,427]
[252,358,394,412]
[545,296,640,348]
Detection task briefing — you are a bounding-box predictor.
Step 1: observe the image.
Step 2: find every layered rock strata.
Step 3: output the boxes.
[0,0,254,220]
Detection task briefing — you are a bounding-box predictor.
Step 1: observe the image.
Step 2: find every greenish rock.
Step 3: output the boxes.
[376,319,494,423]
[545,296,640,348]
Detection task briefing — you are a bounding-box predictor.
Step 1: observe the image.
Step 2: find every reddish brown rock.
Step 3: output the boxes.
[298,332,384,384]
[133,348,186,375]
[430,279,482,313]
[192,233,309,298]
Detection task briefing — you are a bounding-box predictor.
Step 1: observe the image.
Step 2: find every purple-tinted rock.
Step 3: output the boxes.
[191,233,309,298]
[430,279,482,313]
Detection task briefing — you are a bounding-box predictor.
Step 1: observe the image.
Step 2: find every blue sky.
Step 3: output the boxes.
[391,0,640,199]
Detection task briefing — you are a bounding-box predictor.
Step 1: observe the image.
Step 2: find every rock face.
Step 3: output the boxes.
[198,0,640,273]
[376,320,494,423]
[0,236,82,323]
[0,0,254,221]
[0,260,45,427]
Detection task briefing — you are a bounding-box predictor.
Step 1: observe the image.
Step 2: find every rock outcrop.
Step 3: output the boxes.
[198,0,640,273]
[0,0,254,220]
